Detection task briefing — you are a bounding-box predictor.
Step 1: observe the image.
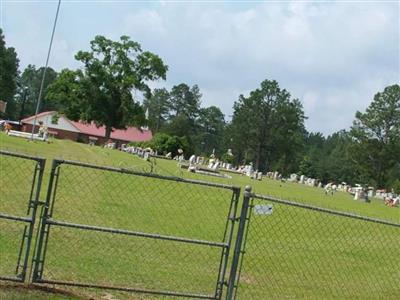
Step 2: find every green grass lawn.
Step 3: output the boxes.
[0,132,399,299]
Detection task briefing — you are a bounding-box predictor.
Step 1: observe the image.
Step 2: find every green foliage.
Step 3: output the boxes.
[0,28,19,119]
[164,135,190,156]
[47,35,168,139]
[169,83,201,120]
[299,132,325,178]
[300,85,399,188]
[51,112,60,125]
[350,84,400,188]
[299,155,313,177]
[161,114,192,137]
[221,152,234,164]
[229,79,306,174]
[391,179,400,194]
[323,131,355,184]
[301,131,356,184]
[15,64,58,119]
[46,69,87,120]
[161,83,202,142]
[129,132,190,157]
[142,88,170,132]
[194,106,225,155]
[148,132,171,153]
[142,84,225,156]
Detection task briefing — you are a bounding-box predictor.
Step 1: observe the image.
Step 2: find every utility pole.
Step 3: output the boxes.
[30,0,61,139]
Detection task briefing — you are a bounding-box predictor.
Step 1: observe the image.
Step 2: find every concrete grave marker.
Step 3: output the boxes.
[254,204,273,215]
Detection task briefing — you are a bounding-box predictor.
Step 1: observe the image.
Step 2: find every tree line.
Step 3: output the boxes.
[1,30,399,191]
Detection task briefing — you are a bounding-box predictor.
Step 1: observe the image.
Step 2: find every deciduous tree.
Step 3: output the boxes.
[350,84,400,188]
[48,35,168,139]
[0,28,19,119]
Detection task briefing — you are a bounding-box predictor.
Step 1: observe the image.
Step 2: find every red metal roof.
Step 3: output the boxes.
[22,111,152,142]
[71,121,152,142]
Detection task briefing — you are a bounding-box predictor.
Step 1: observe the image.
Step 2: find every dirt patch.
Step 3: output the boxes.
[0,282,90,299]
[100,292,120,300]
[239,273,257,284]
[0,283,151,299]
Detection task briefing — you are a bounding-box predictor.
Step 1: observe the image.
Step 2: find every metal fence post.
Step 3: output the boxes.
[32,159,59,281]
[226,185,252,300]
[20,157,46,282]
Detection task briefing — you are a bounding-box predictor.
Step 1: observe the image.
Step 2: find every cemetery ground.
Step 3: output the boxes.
[0,132,399,299]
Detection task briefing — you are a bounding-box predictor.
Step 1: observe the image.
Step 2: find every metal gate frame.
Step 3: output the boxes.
[229,190,400,299]
[0,150,45,283]
[31,159,242,299]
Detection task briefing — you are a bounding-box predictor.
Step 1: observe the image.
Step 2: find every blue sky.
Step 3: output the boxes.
[1,0,399,135]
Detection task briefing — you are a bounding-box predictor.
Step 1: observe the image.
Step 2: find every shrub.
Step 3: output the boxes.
[392,179,400,195]
[129,133,189,157]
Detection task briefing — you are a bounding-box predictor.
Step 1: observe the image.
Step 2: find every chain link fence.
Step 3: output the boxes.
[1,149,399,299]
[233,191,400,299]
[32,159,241,299]
[0,150,45,282]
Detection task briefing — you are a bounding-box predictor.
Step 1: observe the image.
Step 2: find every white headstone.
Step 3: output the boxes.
[368,190,374,198]
[290,174,298,182]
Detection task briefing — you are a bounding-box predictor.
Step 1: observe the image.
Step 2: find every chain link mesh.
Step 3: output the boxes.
[0,151,44,281]
[234,194,400,299]
[0,219,27,278]
[34,160,240,298]
[3,150,398,299]
[0,152,38,216]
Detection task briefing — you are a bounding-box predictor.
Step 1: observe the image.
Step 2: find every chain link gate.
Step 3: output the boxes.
[3,152,398,299]
[231,189,400,299]
[0,150,45,282]
[32,159,241,299]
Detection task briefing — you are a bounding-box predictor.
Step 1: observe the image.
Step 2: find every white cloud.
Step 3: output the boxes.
[302,91,318,114]
[3,1,399,135]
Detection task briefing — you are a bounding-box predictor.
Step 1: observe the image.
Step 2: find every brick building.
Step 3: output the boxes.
[21,111,152,146]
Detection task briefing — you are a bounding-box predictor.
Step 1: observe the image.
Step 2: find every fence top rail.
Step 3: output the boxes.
[47,218,228,248]
[0,149,45,163]
[0,212,32,223]
[53,159,241,192]
[251,193,400,228]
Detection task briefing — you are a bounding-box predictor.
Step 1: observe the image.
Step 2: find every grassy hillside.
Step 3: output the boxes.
[1,132,399,299]
[1,132,398,221]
